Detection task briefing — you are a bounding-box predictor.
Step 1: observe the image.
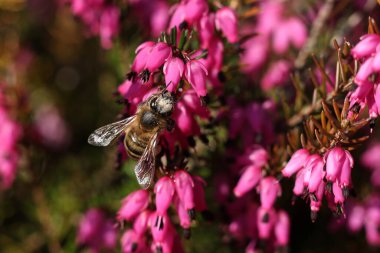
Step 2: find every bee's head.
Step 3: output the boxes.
[149,91,175,117]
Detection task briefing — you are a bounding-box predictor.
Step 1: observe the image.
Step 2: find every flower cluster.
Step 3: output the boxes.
[68,0,120,49]
[240,0,307,90]
[77,208,118,253]
[214,145,290,252]
[347,194,380,246]
[117,169,206,253]
[282,147,354,220]
[349,33,380,117]
[0,84,22,189]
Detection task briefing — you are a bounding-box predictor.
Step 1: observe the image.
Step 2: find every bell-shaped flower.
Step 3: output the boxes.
[365,207,380,246]
[347,204,365,232]
[133,210,151,236]
[174,170,195,211]
[302,154,322,188]
[261,60,291,90]
[131,42,155,73]
[233,165,262,197]
[163,57,185,92]
[174,196,191,229]
[185,60,208,97]
[198,14,215,48]
[325,147,346,182]
[293,169,306,196]
[215,7,238,43]
[339,150,354,189]
[257,207,276,239]
[259,176,281,210]
[307,156,325,193]
[282,148,310,177]
[145,42,172,72]
[117,189,149,221]
[351,34,380,59]
[310,181,325,221]
[333,181,345,205]
[274,211,290,247]
[184,0,208,25]
[155,176,175,216]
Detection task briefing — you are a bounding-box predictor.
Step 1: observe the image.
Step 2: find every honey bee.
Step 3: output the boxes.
[88,90,175,189]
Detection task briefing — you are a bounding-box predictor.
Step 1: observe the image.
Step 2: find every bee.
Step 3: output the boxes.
[88,90,175,189]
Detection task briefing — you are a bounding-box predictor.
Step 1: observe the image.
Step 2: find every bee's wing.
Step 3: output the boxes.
[134,133,159,189]
[88,116,136,146]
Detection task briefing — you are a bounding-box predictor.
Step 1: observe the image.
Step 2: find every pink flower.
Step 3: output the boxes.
[117,189,149,221]
[145,42,172,72]
[240,35,269,73]
[133,210,151,236]
[154,176,175,216]
[274,211,290,247]
[351,34,380,59]
[339,150,354,189]
[348,205,365,232]
[132,42,155,73]
[174,170,195,211]
[307,156,324,193]
[163,57,185,92]
[273,18,307,53]
[77,209,117,252]
[260,60,291,90]
[365,207,380,246]
[332,181,345,205]
[215,7,239,43]
[183,0,208,26]
[293,169,306,196]
[325,147,347,182]
[257,207,276,239]
[174,196,191,229]
[282,149,310,177]
[259,176,281,210]
[99,6,120,49]
[185,60,208,97]
[233,165,262,197]
[198,14,215,48]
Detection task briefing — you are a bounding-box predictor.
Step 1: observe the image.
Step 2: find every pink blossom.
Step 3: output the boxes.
[133,210,151,236]
[325,147,347,182]
[261,60,291,90]
[163,57,185,92]
[198,14,215,48]
[332,181,345,205]
[274,211,290,247]
[302,154,322,188]
[99,6,120,49]
[273,18,307,54]
[234,165,262,197]
[339,150,354,188]
[184,60,208,97]
[351,34,380,59]
[117,189,149,221]
[132,42,155,73]
[174,170,195,211]
[282,149,310,177]
[77,209,117,252]
[361,143,380,170]
[293,169,306,196]
[257,207,276,239]
[348,205,365,232]
[174,196,191,229]
[240,35,269,73]
[215,7,238,43]
[145,42,172,72]
[154,176,175,216]
[259,176,281,210]
[183,0,208,26]
[365,207,380,246]
[307,156,324,193]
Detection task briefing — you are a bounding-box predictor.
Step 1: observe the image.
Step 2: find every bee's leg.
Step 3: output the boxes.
[166,118,175,132]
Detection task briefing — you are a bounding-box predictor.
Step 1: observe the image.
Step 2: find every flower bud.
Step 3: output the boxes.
[163,57,185,92]
[282,148,310,177]
[215,7,238,43]
[117,190,149,221]
[155,176,175,216]
[233,165,262,197]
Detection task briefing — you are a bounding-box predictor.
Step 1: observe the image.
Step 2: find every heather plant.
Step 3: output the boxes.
[2,0,380,253]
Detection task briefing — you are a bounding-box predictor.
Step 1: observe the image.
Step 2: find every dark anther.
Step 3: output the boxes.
[370,118,376,129]
[158,216,164,230]
[187,136,196,147]
[325,181,332,193]
[156,246,163,253]
[342,186,350,198]
[200,95,210,106]
[310,193,318,202]
[126,71,137,81]
[154,216,159,227]
[131,242,138,252]
[310,211,318,223]
[179,21,188,30]
[139,69,150,82]
[183,228,191,239]
[217,71,226,82]
[188,208,196,220]
[276,173,283,182]
[351,103,361,114]
[262,212,269,223]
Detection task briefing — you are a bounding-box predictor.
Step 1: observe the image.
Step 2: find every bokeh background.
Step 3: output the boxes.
[1,0,380,252]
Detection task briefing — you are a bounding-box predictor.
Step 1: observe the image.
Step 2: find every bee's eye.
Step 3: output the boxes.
[150,98,157,111]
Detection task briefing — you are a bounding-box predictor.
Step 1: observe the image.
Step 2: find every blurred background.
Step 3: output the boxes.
[1,0,380,252]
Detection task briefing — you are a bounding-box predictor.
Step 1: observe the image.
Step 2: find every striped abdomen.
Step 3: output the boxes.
[123,127,153,159]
